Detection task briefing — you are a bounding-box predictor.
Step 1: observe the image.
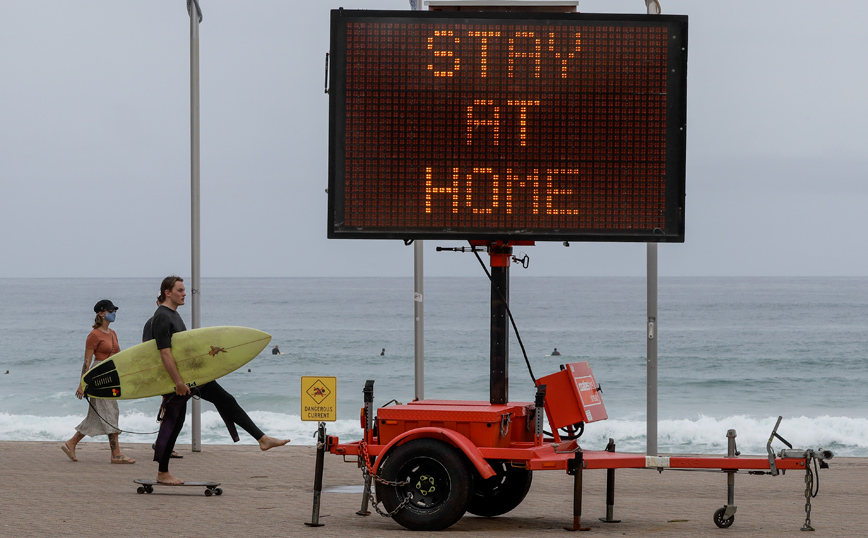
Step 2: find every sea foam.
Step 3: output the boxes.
[2,411,865,457]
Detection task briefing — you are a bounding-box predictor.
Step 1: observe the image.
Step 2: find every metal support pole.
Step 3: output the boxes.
[599,438,621,523]
[305,422,327,527]
[187,0,203,452]
[414,241,424,400]
[646,243,657,456]
[490,245,511,405]
[565,450,589,531]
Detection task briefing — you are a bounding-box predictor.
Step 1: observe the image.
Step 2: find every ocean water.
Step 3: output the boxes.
[0,277,866,457]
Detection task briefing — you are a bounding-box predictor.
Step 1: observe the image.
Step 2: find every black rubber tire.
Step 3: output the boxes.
[215,488,223,495]
[136,486,145,494]
[375,439,473,531]
[145,486,154,494]
[466,461,533,517]
[204,489,213,497]
[713,507,735,528]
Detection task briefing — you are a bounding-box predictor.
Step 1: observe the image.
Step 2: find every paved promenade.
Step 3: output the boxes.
[1,441,864,537]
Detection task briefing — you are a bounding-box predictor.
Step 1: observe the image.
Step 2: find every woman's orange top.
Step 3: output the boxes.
[86,328,120,362]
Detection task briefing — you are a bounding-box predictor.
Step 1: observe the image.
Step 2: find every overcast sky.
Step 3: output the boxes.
[2,0,866,278]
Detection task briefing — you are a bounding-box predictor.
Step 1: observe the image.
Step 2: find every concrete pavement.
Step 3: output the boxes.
[1,441,863,537]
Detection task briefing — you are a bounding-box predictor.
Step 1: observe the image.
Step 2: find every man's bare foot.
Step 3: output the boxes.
[157,472,184,485]
[258,435,291,451]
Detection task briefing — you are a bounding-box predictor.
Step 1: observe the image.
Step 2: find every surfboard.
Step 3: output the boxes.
[80,326,272,400]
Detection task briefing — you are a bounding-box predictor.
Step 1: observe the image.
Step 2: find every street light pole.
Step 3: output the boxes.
[187,0,203,452]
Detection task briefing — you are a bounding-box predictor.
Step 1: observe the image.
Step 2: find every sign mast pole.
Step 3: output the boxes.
[646,0,661,458]
[411,0,424,403]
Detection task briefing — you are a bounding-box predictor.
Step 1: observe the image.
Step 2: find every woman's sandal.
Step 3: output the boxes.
[61,443,77,462]
[111,454,136,464]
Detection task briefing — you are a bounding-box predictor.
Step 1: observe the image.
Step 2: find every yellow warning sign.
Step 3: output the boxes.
[300,376,337,422]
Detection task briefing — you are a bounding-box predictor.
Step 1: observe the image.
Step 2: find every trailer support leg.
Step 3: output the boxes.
[565,450,590,531]
[357,470,372,516]
[724,429,738,519]
[712,429,738,528]
[305,422,327,527]
[599,438,621,523]
[356,380,376,516]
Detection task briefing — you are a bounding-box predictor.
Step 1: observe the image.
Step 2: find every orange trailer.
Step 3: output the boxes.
[326,361,831,531]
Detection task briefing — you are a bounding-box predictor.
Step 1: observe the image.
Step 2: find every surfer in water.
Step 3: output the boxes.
[272,345,281,355]
[149,276,290,485]
[62,300,135,464]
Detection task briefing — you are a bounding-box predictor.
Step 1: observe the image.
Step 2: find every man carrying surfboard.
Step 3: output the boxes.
[149,276,291,485]
[151,276,192,485]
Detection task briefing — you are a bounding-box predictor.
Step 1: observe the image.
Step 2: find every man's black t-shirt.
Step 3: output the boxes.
[151,305,186,350]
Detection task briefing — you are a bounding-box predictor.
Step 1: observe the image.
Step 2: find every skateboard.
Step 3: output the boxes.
[134,479,223,496]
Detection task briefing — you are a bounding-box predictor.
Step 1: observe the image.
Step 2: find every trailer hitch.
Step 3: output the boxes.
[764,416,834,531]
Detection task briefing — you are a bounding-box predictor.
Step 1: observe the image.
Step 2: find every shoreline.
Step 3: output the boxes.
[1,441,865,537]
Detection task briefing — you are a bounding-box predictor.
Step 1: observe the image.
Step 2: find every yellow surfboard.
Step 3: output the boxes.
[81,326,272,400]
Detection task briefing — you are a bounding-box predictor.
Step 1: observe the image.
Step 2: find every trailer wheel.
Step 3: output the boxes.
[713,507,735,528]
[375,438,473,531]
[467,460,533,517]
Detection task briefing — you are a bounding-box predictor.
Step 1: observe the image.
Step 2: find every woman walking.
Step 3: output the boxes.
[61,299,135,464]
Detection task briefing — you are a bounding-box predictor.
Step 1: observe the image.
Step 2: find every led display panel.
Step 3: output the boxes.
[328,10,688,242]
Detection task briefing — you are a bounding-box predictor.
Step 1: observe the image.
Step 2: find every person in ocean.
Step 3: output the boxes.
[272,345,281,355]
[147,276,290,484]
[62,299,136,464]
[551,348,561,356]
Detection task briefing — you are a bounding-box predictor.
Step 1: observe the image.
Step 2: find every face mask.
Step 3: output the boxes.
[105,312,117,323]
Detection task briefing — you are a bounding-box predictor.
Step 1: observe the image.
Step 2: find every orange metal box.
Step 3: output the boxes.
[535,361,607,430]
[377,401,534,448]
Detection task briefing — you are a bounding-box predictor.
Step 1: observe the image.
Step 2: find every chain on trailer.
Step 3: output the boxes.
[357,439,413,518]
[795,448,830,531]
[803,461,815,531]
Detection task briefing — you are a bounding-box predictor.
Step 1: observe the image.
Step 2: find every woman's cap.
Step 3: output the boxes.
[93,299,119,313]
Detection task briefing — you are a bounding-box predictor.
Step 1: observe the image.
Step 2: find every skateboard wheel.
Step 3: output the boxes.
[137,486,145,494]
[204,489,213,496]
[215,488,223,495]
[146,485,154,494]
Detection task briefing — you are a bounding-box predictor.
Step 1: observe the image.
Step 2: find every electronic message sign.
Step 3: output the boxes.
[328,10,687,242]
